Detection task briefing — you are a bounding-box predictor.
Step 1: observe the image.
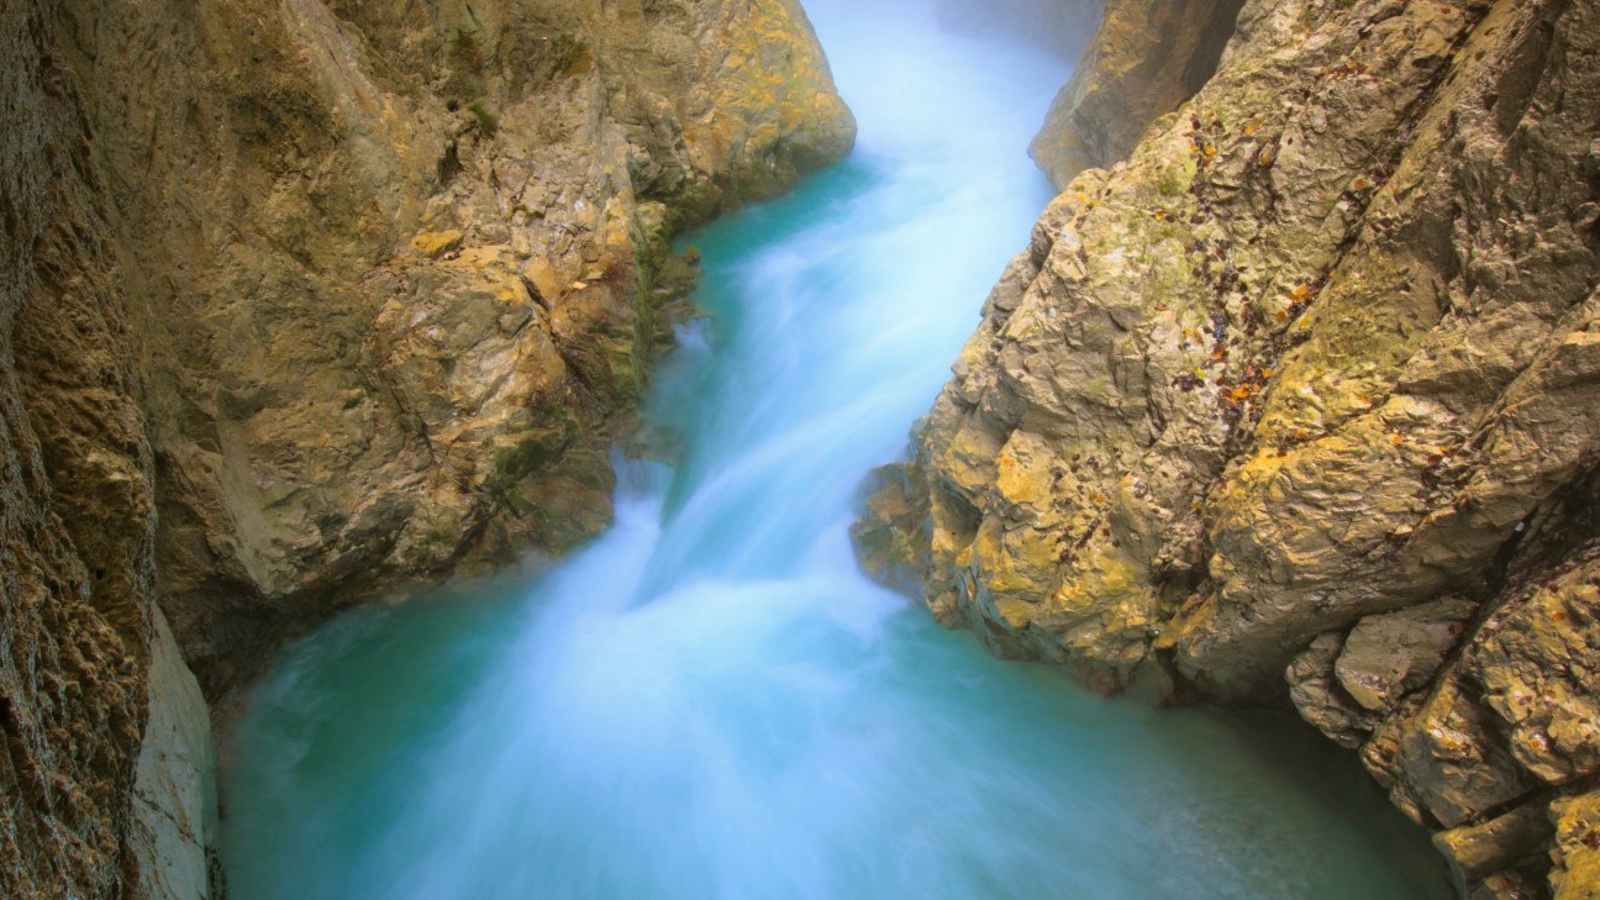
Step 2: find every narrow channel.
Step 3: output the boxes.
[221,2,1454,896]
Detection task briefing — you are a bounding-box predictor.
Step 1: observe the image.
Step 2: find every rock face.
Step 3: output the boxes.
[2,0,850,897]
[1552,792,1600,899]
[857,0,1600,893]
[933,0,1104,59]
[120,0,854,698]
[130,610,219,900]
[3,2,171,894]
[1029,0,1244,190]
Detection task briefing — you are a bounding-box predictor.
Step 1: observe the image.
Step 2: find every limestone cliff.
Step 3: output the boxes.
[2,0,851,896]
[856,0,1600,894]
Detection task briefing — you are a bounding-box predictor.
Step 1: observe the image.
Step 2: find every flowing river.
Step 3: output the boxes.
[221,3,1454,897]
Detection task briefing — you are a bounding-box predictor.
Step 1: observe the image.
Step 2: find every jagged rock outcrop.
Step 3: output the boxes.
[2,0,850,896]
[118,0,854,698]
[1029,0,1243,190]
[856,0,1600,893]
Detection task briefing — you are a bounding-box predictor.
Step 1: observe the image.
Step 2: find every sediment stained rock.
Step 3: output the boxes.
[858,0,1600,892]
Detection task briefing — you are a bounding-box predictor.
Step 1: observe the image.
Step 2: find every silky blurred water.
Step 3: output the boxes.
[221,3,1453,897]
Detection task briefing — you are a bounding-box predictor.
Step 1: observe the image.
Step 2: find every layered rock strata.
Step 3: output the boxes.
[2,0,852,896]
[856,0,1600,894]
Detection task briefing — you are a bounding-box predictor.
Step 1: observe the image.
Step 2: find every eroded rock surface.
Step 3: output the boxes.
[113,0,854,697]
[3,0,850,896]
[858,0,1600,893]
[2,2,171,894]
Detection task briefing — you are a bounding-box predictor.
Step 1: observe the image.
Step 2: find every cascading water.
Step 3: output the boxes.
[221,3,1454,897]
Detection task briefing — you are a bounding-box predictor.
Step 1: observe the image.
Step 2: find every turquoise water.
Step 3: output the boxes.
[220,3,1453,898]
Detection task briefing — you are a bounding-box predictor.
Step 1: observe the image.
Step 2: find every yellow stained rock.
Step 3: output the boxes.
[411,228,465,259]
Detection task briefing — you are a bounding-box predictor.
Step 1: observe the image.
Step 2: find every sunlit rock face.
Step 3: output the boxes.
[1,0,849,896]
[857,0,1600,893]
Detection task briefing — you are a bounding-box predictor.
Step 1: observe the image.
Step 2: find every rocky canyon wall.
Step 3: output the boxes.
[855,0,1600,895]
[2,2,188,894]
[1,0,852,896]
[118,0,854,701]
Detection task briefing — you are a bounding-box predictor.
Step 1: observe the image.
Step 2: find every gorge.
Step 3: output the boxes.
[221,3,1447,896]
[2,0,1597,898]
